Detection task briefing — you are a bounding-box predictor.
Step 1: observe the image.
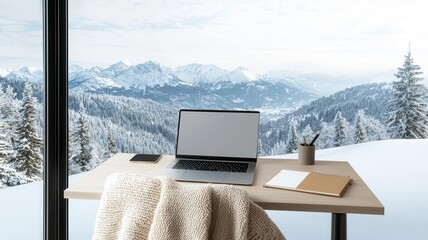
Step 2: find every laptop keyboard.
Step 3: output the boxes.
[173,160,249,172]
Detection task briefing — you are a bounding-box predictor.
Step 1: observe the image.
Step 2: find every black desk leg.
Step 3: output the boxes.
[332,213,347,240]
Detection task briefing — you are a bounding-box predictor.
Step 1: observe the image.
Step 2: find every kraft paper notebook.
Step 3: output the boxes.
[264,169,353,197]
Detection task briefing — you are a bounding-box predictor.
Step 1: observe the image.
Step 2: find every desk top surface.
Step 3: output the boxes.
[65,154,384,215]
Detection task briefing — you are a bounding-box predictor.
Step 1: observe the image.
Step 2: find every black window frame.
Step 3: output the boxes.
[43,0,69,239]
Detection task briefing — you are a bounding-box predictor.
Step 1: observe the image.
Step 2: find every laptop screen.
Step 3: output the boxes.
[176,110,260,161]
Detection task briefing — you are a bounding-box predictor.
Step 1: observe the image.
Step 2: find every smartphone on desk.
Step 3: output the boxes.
[130,154,162,163]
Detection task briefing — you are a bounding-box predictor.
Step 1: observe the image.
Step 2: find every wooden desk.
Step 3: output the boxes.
[65,154,384,240]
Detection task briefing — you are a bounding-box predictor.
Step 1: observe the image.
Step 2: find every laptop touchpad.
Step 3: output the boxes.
[180,171,229,183]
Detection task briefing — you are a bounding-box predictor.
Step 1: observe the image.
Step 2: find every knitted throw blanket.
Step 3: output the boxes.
[93,173,285,240]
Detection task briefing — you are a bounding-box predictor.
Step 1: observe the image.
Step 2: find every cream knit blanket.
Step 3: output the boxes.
[93,173,285,240]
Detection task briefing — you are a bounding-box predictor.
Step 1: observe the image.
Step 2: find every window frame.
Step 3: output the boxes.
[43,0,69,239]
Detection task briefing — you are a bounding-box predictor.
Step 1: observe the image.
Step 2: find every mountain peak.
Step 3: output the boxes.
[174,63,228,83]
[132,61,162,73]
[107,61,130,69]
[144,60,160,67]
[225,67,259,83]
[102,61,131,77]
[112,60,174,88]
[0,68,11,78]
[69,64,86,73]
[19,66,42,74]
[90,66,103,72]
[5,67,43,82]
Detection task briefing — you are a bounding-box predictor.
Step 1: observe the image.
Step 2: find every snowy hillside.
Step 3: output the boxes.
[260,83,394,153]
[68,92,178,161]
[1,139,427,239]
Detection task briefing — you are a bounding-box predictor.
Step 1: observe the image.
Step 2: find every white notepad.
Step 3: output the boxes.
[264,169,353,197]
[265,170,309,188]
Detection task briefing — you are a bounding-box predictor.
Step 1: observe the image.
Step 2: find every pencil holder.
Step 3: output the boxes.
[298,144,315,165]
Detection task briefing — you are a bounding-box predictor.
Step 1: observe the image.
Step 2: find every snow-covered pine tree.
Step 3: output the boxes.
[317,121,334,149]
[1,85,21,135]
[257,139,263,156]
[0,123,9,160]
[270,141,286,155]
[68,114,79,174]
[354,110,368,144]
[365,115,389,141]
[285,119,299,153]
[106,130,117,158]
[301,124,314,144]
[333,111,348,147]
[0,164,31,188]
[385,50,428,139]
[69,102,92,173]
[0,85,20,161]
[11,82,43,180]
[0,88,7,160]
[0,132,7,160]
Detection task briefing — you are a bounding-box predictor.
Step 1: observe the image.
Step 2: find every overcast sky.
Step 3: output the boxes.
[1,0,428,75]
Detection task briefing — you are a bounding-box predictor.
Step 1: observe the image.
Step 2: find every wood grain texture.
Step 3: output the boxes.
[65,153,384,215]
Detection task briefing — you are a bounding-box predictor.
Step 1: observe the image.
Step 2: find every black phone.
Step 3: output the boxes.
[129,154,162,163]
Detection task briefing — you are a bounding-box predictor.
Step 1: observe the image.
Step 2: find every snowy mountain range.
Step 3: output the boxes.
[65,61,321,114]
[2,67,44,83]
[2,62,428,95]
[1,61,420,122]
[0,63,287,117]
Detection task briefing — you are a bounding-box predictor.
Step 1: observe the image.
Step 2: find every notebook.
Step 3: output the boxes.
[264,169,353,197]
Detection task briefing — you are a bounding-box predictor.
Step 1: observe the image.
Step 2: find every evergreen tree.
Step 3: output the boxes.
[0,164,31,188]
[1,86,21,138]
[354,110,368,144]
[285,119,299,153]
[69,102,92,173]
[333,111,348,147]
[106,130,117,159]
[270,141,286,155]
[11,82,43,180]
[365,115,389,141]
[301,124,314,144]
[317,121,334,149]
[0,88,7,159]
[385,50,428,139]
[0,123,9,160]
[257,139,263,156]
[0,85,20,160]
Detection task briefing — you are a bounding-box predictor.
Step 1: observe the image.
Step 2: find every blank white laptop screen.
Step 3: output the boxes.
[176,110,260,159]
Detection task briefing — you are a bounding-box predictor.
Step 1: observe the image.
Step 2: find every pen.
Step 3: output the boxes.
[303,136,307,146]
[309,133,320,146]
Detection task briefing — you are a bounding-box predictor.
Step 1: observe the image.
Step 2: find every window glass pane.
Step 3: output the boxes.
[69,1,428,239]
[0,1,44,239]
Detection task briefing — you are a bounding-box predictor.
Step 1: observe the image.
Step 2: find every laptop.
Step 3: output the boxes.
[162,109,260,185]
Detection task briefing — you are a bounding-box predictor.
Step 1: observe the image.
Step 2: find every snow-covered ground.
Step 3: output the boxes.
[268,139,428,239]
[1,139,427,239]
